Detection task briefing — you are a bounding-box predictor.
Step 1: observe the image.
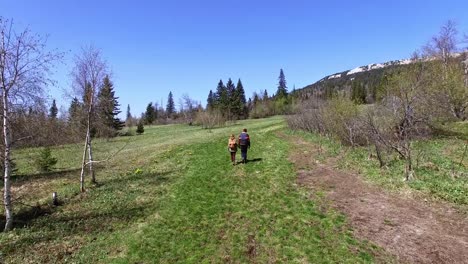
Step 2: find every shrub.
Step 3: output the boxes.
[35,147,57,172]
[136,121,145,135]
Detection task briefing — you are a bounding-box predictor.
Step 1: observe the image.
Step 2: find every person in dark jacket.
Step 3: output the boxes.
[238,128,250,164]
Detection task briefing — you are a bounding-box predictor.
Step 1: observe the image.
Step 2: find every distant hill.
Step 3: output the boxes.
[295,53,466,103]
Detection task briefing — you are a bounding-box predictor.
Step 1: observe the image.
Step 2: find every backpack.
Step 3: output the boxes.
[239,133,249,145]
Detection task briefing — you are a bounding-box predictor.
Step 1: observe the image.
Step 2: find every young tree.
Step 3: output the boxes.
[136,120,145,134]
[71,45,108,192]
[181,94,196,124]
[166,91,175,118]
[0,17,62,231]
[49,99,58,119]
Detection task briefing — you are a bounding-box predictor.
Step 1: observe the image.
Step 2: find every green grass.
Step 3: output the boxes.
[291,122,468,205]
[0,117,385,263]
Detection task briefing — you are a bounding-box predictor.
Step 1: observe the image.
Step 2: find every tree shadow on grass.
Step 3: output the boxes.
[0,203,154,260]
[1,171,171,235]
[431,126,468,140]
[1,172,171,262]
[97,169,174,187]
[1,206,49,229]
[11,168,83,184]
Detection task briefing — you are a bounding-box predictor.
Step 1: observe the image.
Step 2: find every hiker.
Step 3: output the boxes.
[228,134,238,165]
[238,128,250,163]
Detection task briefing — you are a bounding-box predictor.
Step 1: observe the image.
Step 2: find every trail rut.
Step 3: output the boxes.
[287,135,468,264]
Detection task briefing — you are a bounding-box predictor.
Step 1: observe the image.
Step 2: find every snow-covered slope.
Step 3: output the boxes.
[320,59,413,82]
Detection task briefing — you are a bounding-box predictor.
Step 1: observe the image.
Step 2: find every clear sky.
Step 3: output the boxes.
[3,0,468,117]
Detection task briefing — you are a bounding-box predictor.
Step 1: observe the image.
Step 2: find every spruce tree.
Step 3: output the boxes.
[234,79,247,118]
[226,78,236,119]
[49,99,58,119]
[253,92,259,106]
[136,120,145,134]
[126,104,132,126]
[351,81,366,104]
[214,79,226,109]
[207,90,214,111]
[145,102,155,124]
[68,97,82,123]
[276,69,288,98]
[97,75,124,135]
[166,91,175,118]
[214,80,228,115]
[263,89,269,100]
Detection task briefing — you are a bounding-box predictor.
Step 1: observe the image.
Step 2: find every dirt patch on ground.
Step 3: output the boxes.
[286,134,468,264]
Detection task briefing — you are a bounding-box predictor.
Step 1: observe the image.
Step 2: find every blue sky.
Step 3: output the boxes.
[3,0,468,117]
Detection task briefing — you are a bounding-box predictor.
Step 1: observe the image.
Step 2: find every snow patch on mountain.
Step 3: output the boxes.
[347,67,364,75]
[328,73,342,79]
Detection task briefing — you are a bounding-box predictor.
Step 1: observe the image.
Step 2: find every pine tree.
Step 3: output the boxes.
[253,92,259,106]
[145,102,155,124]
[97,75,124,136]
[234,79,247,118]
[126,104,132,126]
[136,120,145,134]
[207,90,214,110]
[68,97,82,123]
[166,91,175,118]
[351,81,366,104]
[263,89,269,100]
[214,79,226,109]
[49,99,58,119]
[276,69,288,98]
[213,79,228,116]
[226,78,236,119]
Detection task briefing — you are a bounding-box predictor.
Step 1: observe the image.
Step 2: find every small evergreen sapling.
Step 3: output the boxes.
[136,121,145,135]
[35,147,58,172]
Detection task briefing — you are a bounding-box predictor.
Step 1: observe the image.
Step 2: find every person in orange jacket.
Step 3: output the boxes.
[228,134,238,165]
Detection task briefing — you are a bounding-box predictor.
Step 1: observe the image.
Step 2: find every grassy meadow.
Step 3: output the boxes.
[1,116,465,263]
[1,117,385,263]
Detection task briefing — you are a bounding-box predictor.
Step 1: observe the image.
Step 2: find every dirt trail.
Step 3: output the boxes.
[287,135,468,264]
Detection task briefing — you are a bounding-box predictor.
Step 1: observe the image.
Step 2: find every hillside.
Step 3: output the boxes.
[296,53,467,103]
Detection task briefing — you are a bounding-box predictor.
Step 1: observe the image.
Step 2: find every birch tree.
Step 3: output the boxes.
[424,21,467,120]
[70,46,108,192]
[0,18,61,231]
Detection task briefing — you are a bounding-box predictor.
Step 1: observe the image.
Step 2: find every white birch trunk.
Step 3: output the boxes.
[3,92,13,231]
[80,129,89,192]
[87,134,95,183]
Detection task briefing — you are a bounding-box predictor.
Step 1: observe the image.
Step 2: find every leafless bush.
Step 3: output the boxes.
[195,110,225,130]
[287,97,365,146]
